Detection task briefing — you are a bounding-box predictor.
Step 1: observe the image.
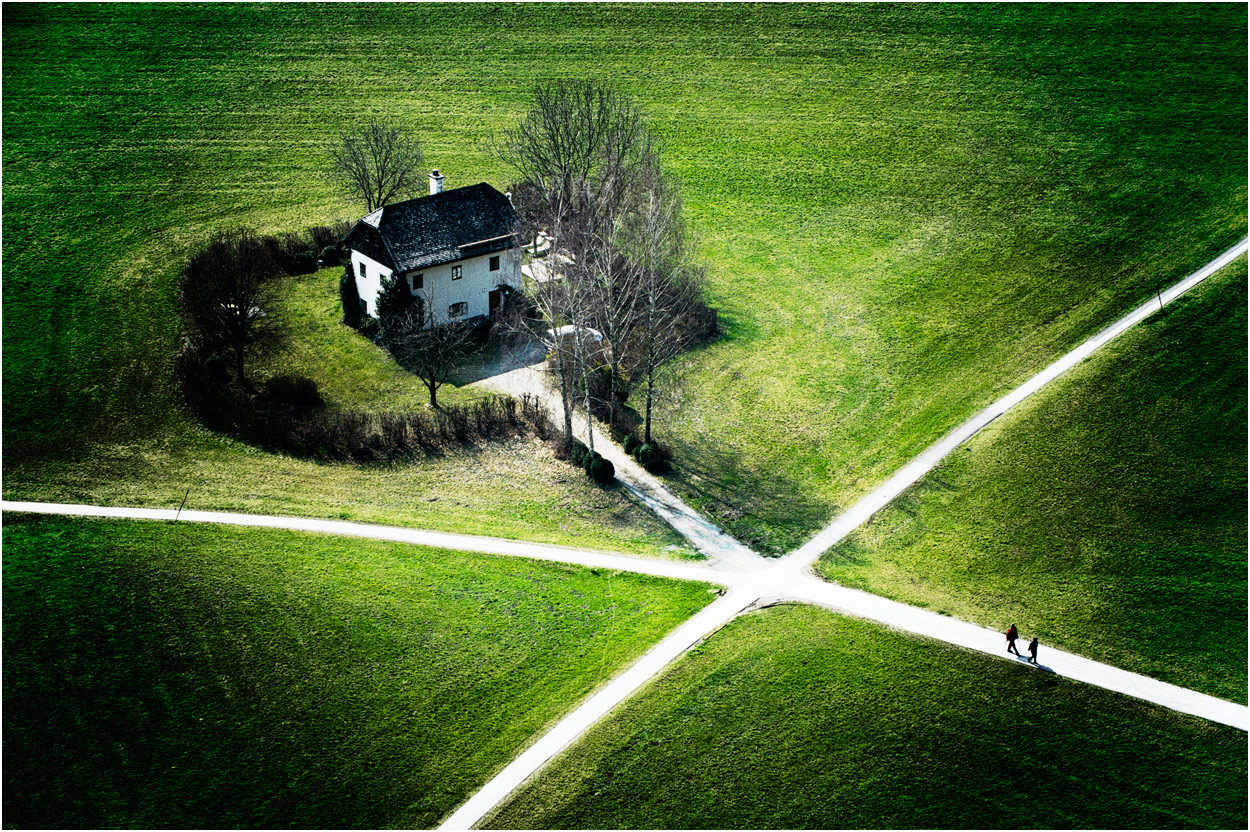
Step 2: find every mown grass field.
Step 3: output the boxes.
[820,258,1248,703]
[488,604,1248,830]
[4,4,1245,553]
[2,514,717,828]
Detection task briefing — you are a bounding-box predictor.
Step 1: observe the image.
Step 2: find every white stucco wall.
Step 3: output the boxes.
[410,247,521,326]
[351,250,391,318]
[353,246,522,326]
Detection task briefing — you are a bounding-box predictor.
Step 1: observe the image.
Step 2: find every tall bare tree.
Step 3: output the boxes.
[496,81,657,448]
[179,228,284,387]
[626,165,706,443]
[385,290,481,409]
[328,119,425,213]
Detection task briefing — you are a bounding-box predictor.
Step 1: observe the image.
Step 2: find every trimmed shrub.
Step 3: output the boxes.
[340,264,365,329]
[622,433,641,455]
[634,440,670,474]
[570,439,590,465]
[263,374,324,409]
[584,452,615,483]
[308,220,352,251]
[319,245,341,267]
[292,250,318,274]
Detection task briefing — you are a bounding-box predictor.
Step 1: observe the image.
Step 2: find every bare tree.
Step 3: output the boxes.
[328,119,425,213]
[626,166,707,443]
[385,292,481,409]
[179,228,284,387]
[495,80,657,448]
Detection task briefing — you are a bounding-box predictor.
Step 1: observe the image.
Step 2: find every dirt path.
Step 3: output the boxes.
[0,501,727,586]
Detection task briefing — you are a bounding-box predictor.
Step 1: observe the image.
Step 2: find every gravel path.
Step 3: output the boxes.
[471,360,768,573]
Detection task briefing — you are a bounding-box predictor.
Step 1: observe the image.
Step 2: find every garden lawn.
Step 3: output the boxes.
[820,258,1248,703]
[2,514,718,829]
[488,605,1248,830]
[4,4,1246,551]
[264,265,501,413]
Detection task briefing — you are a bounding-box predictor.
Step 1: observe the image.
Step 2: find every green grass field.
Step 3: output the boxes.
[2,514,717,828]
[4,4,1245,553]
[264,265,506,413]
[820,258,1247,703]
[488,604,1248,830]
[3,7,1245,827]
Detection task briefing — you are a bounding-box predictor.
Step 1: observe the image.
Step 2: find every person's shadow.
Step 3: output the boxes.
[1011,653,1057,674]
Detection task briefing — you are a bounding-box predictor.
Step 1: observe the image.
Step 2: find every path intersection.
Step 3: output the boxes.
[4,238,1246,829]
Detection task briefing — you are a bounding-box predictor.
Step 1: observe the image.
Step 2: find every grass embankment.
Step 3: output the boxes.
[652,4,1248,552]
[2,514,717,828]
[4,5,1245,553]
[489,605,1248,830]
[2,430,696,558]
[820,259,1248,703]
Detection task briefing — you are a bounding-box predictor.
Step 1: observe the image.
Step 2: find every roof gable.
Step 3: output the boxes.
[346,183,518,274]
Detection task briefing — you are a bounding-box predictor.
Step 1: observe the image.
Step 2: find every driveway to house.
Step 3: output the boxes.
[467,344,768,574]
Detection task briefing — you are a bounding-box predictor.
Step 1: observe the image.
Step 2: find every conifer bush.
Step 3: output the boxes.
[584,452,615,483]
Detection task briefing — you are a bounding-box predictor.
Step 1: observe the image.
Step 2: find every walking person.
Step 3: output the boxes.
[1027,636,1039,665]
[1005,623,1021,656]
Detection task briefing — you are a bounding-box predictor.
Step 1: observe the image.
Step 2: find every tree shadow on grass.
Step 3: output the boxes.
[657,435,831,557]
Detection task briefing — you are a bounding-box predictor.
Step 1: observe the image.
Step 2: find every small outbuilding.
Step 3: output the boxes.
[342,171,522,326]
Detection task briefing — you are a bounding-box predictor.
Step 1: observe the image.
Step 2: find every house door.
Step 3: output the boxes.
[488,289,502,316]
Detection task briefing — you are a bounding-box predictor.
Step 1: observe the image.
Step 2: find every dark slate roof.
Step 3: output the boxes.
[342,182,518,274]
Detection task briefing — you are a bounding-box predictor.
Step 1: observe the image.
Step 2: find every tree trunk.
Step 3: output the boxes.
[645,361,655,444]
[556,347,575,450]
[234,339,249,389]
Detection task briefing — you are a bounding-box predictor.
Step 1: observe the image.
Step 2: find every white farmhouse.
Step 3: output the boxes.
[342,171,522,326]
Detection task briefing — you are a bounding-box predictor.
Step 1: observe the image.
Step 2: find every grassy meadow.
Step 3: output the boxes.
[2,514,717,828]
[488,604,1248,830]
[4,4,1246,553]
[820,258,1248,703]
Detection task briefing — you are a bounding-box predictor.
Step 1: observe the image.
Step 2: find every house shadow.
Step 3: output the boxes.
[449,336,545,386]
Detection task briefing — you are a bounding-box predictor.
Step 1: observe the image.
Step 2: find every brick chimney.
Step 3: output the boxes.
[429,169,445,195]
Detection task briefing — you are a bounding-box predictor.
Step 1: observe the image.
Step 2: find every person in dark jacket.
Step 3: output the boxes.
[1027,636,1039,665]
[1005,624,1021,656]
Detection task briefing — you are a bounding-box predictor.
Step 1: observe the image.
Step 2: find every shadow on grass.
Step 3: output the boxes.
[657,434,831,557]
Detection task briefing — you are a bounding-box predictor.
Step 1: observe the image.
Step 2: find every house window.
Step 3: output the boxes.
[358,261,366,278]
[489,255,500,271]
[359,298,368,315]
[449,301,468,318]
[451,265,463,280]
[410,273,424,291]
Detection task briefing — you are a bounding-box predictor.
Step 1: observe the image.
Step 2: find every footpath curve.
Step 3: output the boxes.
[0,501,728,586]
[470,362,768,574]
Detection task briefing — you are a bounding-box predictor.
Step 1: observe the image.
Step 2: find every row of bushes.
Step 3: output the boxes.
[566,439,616,483]
[623,433,670,473]
[269,221,353,276]
[176,345,554,462]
